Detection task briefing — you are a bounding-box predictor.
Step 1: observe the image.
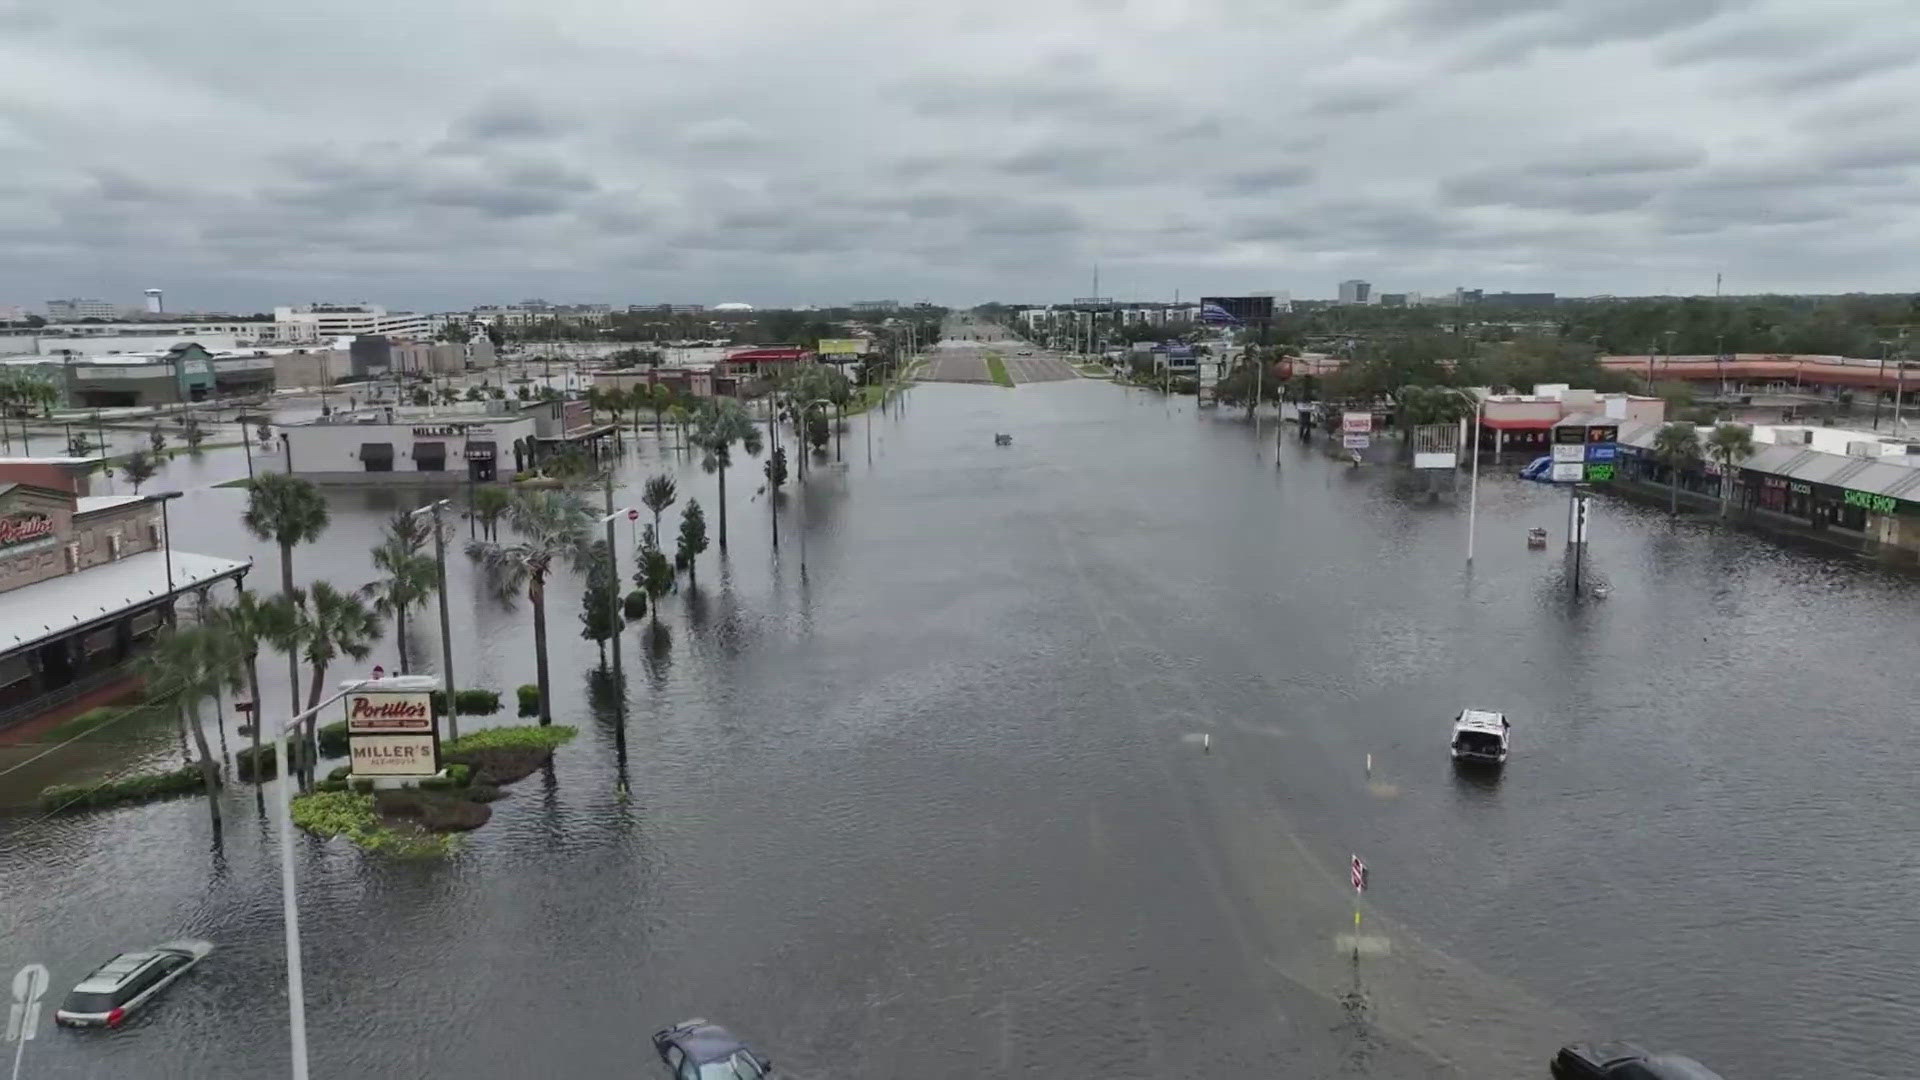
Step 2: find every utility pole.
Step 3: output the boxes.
[1876,341,1889,430]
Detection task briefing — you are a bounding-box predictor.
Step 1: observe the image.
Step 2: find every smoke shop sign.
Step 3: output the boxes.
[1843,489,1899,515]
[0,513,55,550]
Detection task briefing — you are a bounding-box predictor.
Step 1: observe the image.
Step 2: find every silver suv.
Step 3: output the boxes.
[54,939,213,1028]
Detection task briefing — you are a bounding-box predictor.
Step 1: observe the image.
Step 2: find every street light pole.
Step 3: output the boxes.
[154,491,182,593]
[1449,390,1485,565]
[410,499,457,743]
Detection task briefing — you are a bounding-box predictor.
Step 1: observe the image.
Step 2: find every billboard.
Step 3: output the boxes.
[1198,296,1276,324]
[817,339,869,356]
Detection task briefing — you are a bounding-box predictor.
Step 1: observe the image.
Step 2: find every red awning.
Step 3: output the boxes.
[1480,417,1557,430]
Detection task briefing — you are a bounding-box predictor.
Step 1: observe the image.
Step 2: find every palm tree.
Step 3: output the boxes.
[361,512,438,673]
[667,404,689,451]
[137,628,232,837]
[1650,421,1702,516]
[653,384,673,438]
[642,474,677,540]
[472,484,511,541]
[465,489,593,725]
[1704,422,1755,518]
[299,581,382,711]
[214,591,296,811]
[690,398,763,551]
[242,474,330,722]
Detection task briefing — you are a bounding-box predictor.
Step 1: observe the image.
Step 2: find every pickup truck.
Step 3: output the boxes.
[1551,1041,1724,1080]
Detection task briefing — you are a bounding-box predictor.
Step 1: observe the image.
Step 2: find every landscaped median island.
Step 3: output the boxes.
[289,725,576,856]
[985,353,1015,387]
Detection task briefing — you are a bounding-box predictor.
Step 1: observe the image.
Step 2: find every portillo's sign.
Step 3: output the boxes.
[344,690,433,733]
[0,513,55,549]
[343,689,437,778]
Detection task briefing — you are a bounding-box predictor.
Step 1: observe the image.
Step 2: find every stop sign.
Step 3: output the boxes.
[371,664,385,681]
[627,509,639,522]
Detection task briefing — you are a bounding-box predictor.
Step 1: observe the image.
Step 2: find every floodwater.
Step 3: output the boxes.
[2,375,1917,1078]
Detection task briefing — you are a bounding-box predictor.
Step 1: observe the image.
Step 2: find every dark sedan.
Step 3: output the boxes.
[652,1019,774,1080]
[1552,1040,1724,1080]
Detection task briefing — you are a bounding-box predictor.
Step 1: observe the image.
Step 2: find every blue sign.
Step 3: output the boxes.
[1585,443,1618,463]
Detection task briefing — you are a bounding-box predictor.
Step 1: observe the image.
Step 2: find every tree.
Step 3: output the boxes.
[677,499,709,585]
[411,387,431,407]
[667,404,689,449]
[634,525,676,625]
[1704,422,1755,518]
[690,398,763,550]
[297,582,382,711]
[214,590,295,810]
[578,539,623,662]
[438,322,473,345]
[465,489,593,725]
[242,473,331,727]
[68,432,93,456]
[653,384,674,437]
[465,385,486,402]
[1650,422,1703,516]
[642,473,677,539]
[136,628,232,837]
[361,512,438,673]
[183,418,206,453]
[148,425,168,458]
[121,450,157,493]
[472,484,511,541]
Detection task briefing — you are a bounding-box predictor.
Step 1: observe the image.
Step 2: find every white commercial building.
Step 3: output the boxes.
[45,299,122,321]
[1337,280,1372,305]
[279,408,538,484]
[271,303,432,343]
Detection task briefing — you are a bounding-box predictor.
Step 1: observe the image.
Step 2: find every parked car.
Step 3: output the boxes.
[1551,1041,1724,1080]
[654,1019,775,1079]
[54,939,214,1028]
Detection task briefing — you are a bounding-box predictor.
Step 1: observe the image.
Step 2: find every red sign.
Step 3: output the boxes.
[0,513,54,548]
[1351,855,1367,893]
[371,664,385,680]
[627,509,639,522]
[345,690,431,733]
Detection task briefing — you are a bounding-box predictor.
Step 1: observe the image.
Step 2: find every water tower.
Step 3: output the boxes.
[144,288,164,315]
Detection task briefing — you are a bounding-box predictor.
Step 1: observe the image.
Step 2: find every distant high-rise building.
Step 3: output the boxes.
[144,289,164,315]
[1378,293,1408,308]
[46,298,120,321]
[1337,280,1372,305]
[852,300,899,313]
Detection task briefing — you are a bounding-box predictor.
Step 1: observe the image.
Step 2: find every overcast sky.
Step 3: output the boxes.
[4,0,1919,312]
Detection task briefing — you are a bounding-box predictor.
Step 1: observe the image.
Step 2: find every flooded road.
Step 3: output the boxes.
[3,379,1916,1078]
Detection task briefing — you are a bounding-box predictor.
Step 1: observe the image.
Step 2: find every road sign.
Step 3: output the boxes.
[371,664,385,681]
[627,508,639,522]
[1351,855,1367,892]
[8,963,48,1042]
[1343,433,1371,450]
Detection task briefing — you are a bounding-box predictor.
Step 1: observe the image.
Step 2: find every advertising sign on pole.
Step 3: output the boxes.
[816,339,869,356]
[1550,461,1586,482]
[1342,412,1373,434]
[1343,433,1372,450]
[344,689,437,778]
[1551,443,1587,463]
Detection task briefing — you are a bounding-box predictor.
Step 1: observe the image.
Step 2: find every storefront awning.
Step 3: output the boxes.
[0,549,250,658]
[1479,417,1558,430]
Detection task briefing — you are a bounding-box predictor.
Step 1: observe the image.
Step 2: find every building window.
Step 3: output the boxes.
[360,442,395,472]
[413,441,447,471]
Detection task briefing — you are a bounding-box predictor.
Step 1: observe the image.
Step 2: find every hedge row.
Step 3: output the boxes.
[40,765,206,812]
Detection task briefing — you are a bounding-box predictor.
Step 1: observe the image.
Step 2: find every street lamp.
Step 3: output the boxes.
[151,491,184,593]
[273,673,438,1080]
[1446,389,1486,565]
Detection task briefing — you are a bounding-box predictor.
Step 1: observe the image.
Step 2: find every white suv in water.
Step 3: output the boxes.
[54,939,213,1028]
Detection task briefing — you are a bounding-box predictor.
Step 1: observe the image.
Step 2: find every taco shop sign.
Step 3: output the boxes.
[344,689,437,777]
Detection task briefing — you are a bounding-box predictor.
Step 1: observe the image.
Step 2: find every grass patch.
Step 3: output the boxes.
[213,477,254,488]
[985,355,1014,388]
[443,724,577,755]
[290,790,462,856]
[442,724,576,786]
[40,764,206,812]
[45,704,129,740]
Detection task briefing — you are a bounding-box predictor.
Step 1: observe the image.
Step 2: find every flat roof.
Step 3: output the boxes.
[0,549,251,655]
[74,494,148,515]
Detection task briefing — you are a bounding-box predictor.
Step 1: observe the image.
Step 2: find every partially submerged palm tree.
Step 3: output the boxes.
[241,473,330,723]
[690,398,763,551]
[466,489,593,725]
[1650,421,1702,516]
[472,484,511,541]
[137,627,236,837]
[214,590,297,810]
[641,474,677,540]
[1704,422,1755,518]
[361,512,438,673]
[299,581,383,711]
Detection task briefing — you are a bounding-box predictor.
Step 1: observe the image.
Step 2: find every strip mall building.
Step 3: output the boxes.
[0,459,249,729]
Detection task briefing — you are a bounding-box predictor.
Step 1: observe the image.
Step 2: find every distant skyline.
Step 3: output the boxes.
[4,1,1920,311]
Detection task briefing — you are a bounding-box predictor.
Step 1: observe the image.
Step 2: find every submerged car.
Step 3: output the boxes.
[54,939,213,1028]
[653,1018,775,1079]
[1552,1041,1724,1080]
[1450,708,1510,765]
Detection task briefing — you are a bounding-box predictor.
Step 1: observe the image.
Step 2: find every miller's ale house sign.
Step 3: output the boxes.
[0,513,55,550]
[344,689,437,778]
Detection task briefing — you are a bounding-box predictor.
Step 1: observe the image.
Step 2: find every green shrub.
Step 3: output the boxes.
[38,765,205,812]
[516,684,540,716]
[442,725,577,755]
[430,689,503,717]
[622,590,647,619]
[316,720,350,757]
[445,762,471,786]
[47,705,126,739]
[327,765,352,783]
[235,744,277,781]
[290,790,463,855]
[314,778,349,793]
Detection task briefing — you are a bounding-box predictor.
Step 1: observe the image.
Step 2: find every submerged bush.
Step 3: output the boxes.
[39,765,205,812]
